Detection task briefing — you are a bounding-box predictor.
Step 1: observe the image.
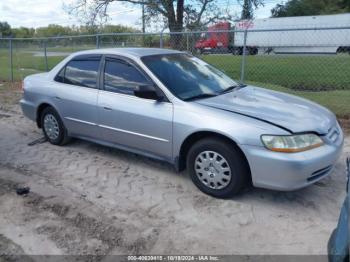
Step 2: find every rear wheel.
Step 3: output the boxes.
[41,107,70,145]
[186,138,249,198]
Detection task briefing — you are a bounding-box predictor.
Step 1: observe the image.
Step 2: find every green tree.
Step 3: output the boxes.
[240,0,264,19]
[35,24,73,37]
[99,24,139,33]
[271,0,349,17]
[0,21,12,37]
[340,0,350,11]
[12,27,35,38]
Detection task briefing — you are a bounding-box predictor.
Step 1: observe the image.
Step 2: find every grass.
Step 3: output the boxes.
[202,54,350,91]
[0,48,67,81]
[202,54,350,118]
[247,82,350,118]
[202,55,350,118]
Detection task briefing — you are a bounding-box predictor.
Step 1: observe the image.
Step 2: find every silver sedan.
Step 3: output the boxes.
[20,48,344,198]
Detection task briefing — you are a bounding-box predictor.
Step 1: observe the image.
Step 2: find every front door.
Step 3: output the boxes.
[97,57,173,160]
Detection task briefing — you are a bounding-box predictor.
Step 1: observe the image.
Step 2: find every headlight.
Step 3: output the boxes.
[261,134,324,153]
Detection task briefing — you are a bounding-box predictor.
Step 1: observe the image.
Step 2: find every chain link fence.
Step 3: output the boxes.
[0,27,350,118]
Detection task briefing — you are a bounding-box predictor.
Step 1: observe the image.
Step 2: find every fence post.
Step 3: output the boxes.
[191,31,194,53]
[186,31,189,51]
[9,38,13,82]
[43,40,48,72]
[96,35,100,49]
[240,29,248,84]
[160,32,163,48]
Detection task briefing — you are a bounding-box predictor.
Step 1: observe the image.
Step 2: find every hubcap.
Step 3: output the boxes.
[43,114,59,140]
[194,151,232,190]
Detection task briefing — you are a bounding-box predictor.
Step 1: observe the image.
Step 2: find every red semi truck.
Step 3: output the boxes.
[194,21,258,55]
[195,14,350,55]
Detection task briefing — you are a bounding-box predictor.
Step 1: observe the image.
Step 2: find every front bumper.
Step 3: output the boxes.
[241,129,344,191]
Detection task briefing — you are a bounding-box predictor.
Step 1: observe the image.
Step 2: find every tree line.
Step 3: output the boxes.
[272,0,350,17]
[0,23,139,38]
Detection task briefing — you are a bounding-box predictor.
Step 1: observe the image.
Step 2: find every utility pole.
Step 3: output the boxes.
[142,4,145,34]
[142,3,145,46]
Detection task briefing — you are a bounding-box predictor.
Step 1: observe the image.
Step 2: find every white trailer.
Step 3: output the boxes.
[234,14,350,54]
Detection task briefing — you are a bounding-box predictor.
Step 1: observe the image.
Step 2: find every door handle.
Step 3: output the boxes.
[54,96,61,100]
[103,106,112,111]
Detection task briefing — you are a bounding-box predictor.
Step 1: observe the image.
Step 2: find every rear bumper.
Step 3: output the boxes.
[241,132,344,191]
[20,99,36,122]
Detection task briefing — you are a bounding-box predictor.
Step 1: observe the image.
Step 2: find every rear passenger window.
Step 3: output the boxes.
[54,57,101,89]
[104,58,150,95]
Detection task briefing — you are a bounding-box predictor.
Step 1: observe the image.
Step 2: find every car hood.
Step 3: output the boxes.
[195,86,336,134]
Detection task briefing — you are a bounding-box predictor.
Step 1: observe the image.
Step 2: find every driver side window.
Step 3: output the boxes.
[104,58,151,96]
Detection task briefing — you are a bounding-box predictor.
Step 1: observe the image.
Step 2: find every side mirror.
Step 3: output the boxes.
[134,84,162,101]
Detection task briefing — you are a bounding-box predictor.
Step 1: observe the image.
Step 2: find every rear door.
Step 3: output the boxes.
[51,55,101,138]
[97,56,173,160]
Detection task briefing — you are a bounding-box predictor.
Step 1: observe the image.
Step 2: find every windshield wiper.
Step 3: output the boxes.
[183,93,218,101]
[220,84,247,94]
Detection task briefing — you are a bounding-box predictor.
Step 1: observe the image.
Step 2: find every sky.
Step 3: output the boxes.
[0,0,284,30]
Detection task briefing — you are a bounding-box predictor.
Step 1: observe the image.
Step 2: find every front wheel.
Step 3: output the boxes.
[186,138,250,198]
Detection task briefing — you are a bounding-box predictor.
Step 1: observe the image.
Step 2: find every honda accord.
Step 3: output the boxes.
[20,48,344,198]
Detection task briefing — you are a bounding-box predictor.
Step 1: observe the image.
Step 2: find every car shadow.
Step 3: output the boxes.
[65,138,178,173]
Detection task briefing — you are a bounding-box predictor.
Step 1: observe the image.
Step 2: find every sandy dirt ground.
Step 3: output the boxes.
[0,84,349,259]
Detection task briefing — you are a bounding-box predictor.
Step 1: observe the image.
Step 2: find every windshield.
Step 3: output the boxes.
[141,54,238,101]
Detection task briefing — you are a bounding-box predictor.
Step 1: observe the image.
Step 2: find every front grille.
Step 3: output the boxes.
[307,165,333,182]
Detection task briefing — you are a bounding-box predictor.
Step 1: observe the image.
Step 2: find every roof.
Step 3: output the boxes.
[73,48,183,58]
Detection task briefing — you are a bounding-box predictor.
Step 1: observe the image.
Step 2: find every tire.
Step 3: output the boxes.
[232,48,242,56]
[250,47,258,56]
[41,107,70,146]
[195,48,203,55]
[186,137,249,198]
